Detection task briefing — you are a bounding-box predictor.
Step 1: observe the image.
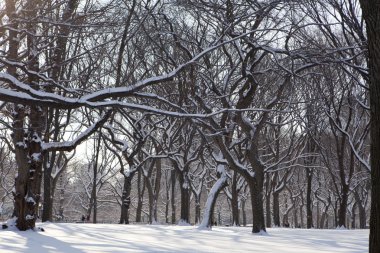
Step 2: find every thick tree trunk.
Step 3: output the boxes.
[8,0,45,231]
[13,60,44,231]
[358,2,380,251]
[273,191,280,227]
[120,174,134,224]
[179,172,191,224]
[338,185,349,228]
[13,107,45,231]
[42,174,53,222]
[248,176,266,233]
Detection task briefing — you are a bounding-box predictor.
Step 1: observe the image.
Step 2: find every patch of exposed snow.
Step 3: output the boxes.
[0,224,369,253]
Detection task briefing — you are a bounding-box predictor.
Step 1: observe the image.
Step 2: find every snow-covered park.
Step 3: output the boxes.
[0,223,368,253]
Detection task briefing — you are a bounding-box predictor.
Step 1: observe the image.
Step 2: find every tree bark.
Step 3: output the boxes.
[231,172,240,226]
[10,0,45,230]
[179,171,191,224]
[171,169,176,224]
[135,169,144,223]
[249,178,266,233]
[359,1,380,251]
[265,173,272,228]
[153,159,162,223]
[338,184,349,228]
[120,173,134,224]
[241,199,247,226]
[306,168,313,228]
[194,196,201,224]
[273,191,280,227]
[42,173,53,222]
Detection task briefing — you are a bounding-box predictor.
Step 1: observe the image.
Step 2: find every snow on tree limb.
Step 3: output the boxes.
[41,110,112,152]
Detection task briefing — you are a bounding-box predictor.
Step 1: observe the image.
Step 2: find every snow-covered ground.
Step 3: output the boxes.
[0,223,368,252]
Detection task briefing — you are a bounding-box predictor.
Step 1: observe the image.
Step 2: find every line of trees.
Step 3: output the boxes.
[0,0,378,251]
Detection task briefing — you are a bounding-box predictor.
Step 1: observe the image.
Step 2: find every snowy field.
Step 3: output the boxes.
[0,223,368,253]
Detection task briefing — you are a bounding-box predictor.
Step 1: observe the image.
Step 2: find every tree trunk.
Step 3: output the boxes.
[242,199,247,226]
[273,191,280,227]
[265,173,272,228]
[179,172,190,224]
[351,202,357,229]
[306,168,313,228]
[92,137,101,224]
[171,170,176,224]
[194,196,201,224]
[199,167,228,229]
[120,174,134,224]
[57,174,65,221]
[153,159,162,223]
[358,1,380,251]
[42,173,53,222]
[135,169,144,223]
[145,175,154,224]
[231,172,240,226]
[293,199,298,228]
[248,176,266,233]
[8,0,45,231]
[266,192,271,228]
[338,184,349,228]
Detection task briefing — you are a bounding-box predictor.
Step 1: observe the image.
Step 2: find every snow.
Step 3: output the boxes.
[15,142,27,149]
[25,197,36,205]
[25,215,34,220]
[199,166,227,229]
[31,153,41,162]
[177,220,191,226]
[0,223,368,253]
